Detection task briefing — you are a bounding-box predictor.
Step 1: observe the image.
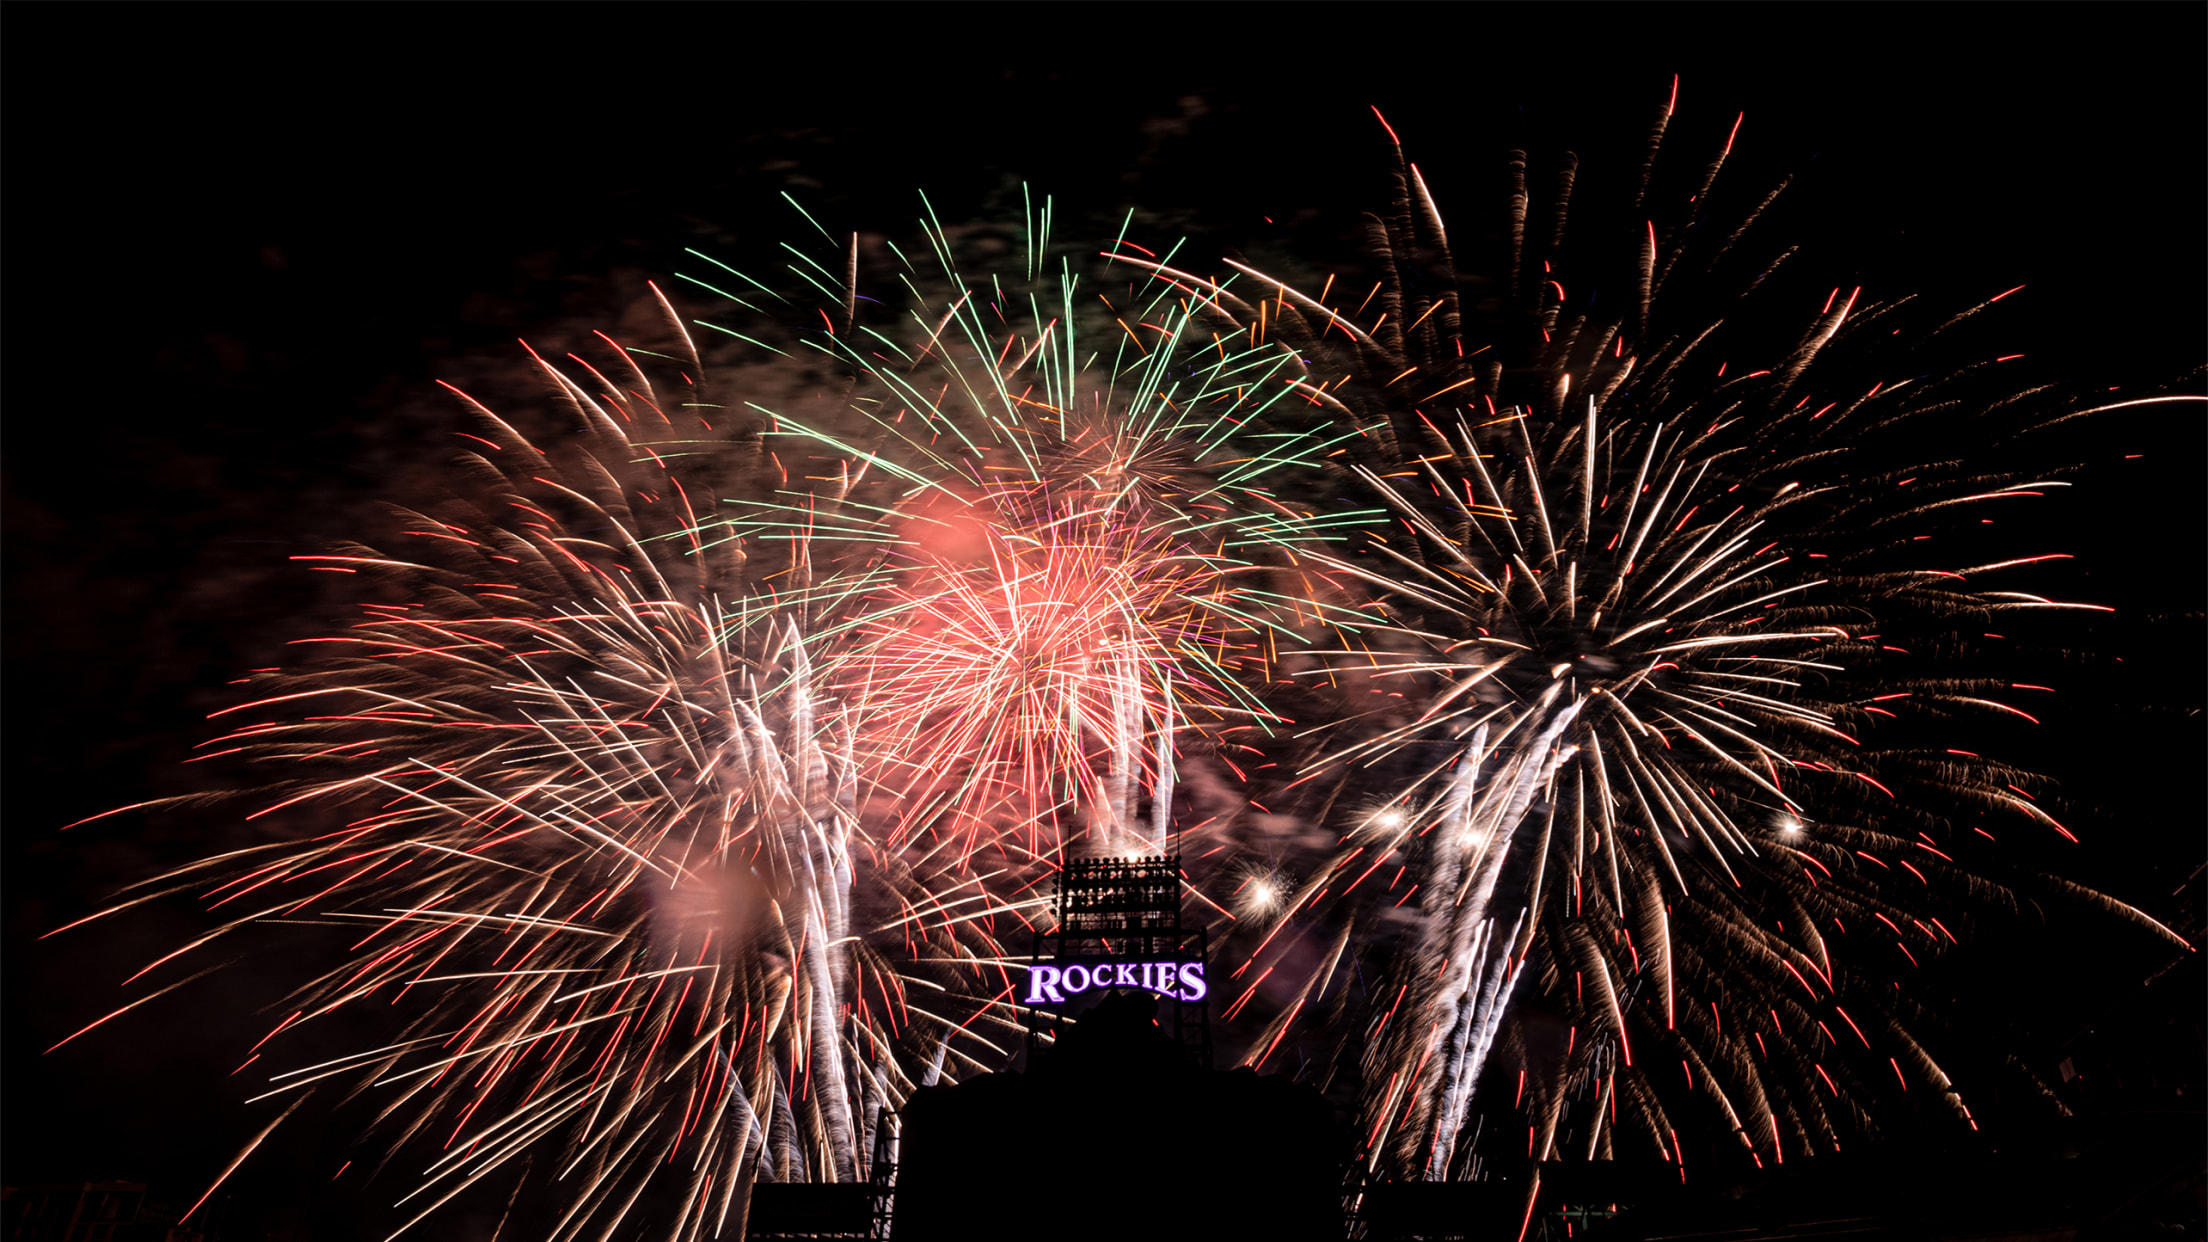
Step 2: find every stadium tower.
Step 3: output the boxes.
[1024,853,1209,1067]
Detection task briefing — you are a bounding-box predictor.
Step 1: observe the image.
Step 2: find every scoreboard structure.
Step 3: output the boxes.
[887,853,1354,1240]
[1023,854,1209,1068]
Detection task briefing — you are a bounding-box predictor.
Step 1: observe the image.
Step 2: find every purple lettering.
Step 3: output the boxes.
[1027,959,1210,1004]
[1025,964,1064,1005]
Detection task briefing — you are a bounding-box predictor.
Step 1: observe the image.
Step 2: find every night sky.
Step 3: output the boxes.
[7,9,2202,1236]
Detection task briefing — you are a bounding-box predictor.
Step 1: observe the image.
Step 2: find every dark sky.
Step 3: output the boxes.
[6,7,2202,1234]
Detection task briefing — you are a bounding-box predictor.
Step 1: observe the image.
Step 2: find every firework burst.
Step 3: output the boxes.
[56,333,1024,1239]
[690,199,1373,869]
[54,197,1379,1239]
[47,98,2200,1242]
[1140,101,2201,1188]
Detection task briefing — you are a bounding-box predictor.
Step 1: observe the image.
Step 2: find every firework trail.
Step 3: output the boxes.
[686,195,1372,869]
[53,192,1381,1239]
[56,329,1026,1240]
[1134,99,2201,1186]
[48,98,2201,1242]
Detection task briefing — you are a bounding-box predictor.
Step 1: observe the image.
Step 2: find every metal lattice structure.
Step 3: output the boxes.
[744,1119,899,1240]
